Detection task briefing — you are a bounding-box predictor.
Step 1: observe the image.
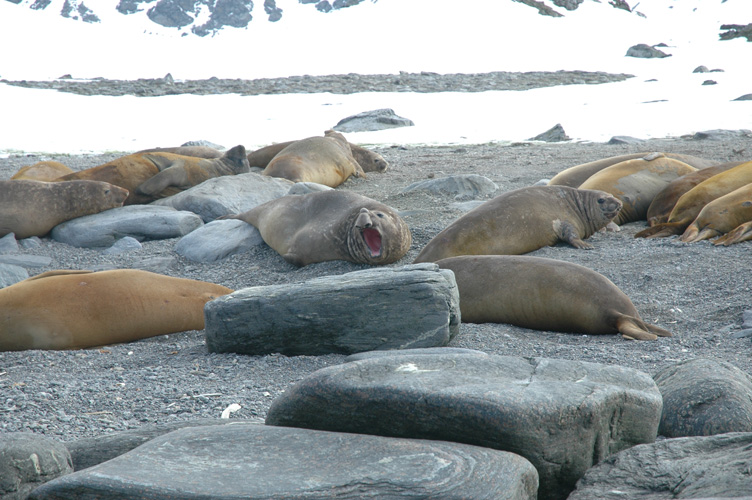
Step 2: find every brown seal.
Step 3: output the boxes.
[0,180,129,239]
[412,185,622,263]
[577,154,697,225]
[635,160,752,238]
[679,183,752,243]
[261,130,367,187]
[436,255,673,340]
[135,145,224,159]
[548,152,719,188]
[645,161,746,227]
[714,221,752,246]
[57,146,249,204]
[222,190,411,266]
[248,137,388,173]
[10,161,74,181]
[0,269,233,351]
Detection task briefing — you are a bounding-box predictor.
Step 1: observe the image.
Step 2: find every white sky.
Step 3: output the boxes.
[0,0,750,155]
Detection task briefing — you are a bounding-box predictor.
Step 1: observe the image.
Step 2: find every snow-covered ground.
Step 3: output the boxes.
[0,0,750,154]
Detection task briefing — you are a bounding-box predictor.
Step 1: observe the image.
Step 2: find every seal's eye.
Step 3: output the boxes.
[376,212,385,218]
[597,198,605,204]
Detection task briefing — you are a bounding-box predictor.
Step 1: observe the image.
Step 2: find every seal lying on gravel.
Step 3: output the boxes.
[248,137,388,173]
[261,130,367,188]
[57,146,249,204]
[221,190,411,266]
[679,183,752,243]
[0,179,128,239]
[135,145,224,159]
[437,255,673,340]
[10,161,74,181]
[413,185,622,263]
[0,269,233,351]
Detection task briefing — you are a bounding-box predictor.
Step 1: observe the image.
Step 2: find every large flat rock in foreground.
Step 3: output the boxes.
[204,264,460,355]
[29,423,538,500]
[265,350,662,500]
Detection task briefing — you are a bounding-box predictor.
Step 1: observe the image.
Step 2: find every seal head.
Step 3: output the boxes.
[347,206,409,264]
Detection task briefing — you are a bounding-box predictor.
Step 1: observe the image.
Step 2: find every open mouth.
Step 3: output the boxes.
[362,228,382,257]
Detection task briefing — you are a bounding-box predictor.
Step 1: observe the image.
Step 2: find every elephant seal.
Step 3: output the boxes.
[635,160,752,238]
[248,137,388,173]
[0,269,233,351]
[222,190,411,266]
[10,161,74,181]
[413,185,622,263]
[548,152,719,188]
[645,161,746,227]
[0,180,129,239]
[262,130,367,187]
[135,145,224,159]
[57,146,249,205]
[577,154,697,225]
[437,255,673,340]
[679,183,752,243]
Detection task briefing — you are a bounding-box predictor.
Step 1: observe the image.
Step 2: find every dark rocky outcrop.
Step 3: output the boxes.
[528,123,571,142]
[626,43,672,58]
[720,23,752,42]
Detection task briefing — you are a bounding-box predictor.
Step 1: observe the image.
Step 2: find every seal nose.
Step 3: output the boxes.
[355,208,373,229]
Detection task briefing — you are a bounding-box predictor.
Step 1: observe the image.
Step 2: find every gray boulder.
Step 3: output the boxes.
[152,172,294,222]
[528,123,571,142]
[174,219,263,263]
[265,351,663,500]
[33,424,538,500]
[654,358,752,437]
[690,128,752,140]
[103,236,142,255]
[0,264,29,289]
[401,174,499,200]
[1,433,73,499]
[733,93,752,101]
[0,233,18,253]
[0,255,52,268]
[568,432,752,500]
[333,108,415,133]
[626,43,671,58]
[204,263,460,356]
[607,135,645,144]
[50,206,203,248]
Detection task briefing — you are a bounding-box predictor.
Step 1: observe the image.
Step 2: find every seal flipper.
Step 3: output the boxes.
[552,219,593,249]
[616,314,673,341]
[714,221,752,246]
[135,167,191,196]
[634,222,687,239]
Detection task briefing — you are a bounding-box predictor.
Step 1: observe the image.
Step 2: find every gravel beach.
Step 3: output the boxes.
[1,75,752,443]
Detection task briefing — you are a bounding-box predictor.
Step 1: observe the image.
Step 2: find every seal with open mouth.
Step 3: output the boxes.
[221,190,411,267]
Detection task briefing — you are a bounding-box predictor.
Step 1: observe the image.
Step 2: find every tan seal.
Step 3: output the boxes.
[57,146,249,205]
[679,183,752,243]
[222,190,411,266]
[261,130,367,187]
[714,221,752,246]
[0,269,233,351]
[10,161,74,181]
[248,136,388,173]
[645,161,746,227]
[437,255,673,340]
[577,154,697,225]
[413,185,622,263]
[635,160,752,238]
[0,180,129,239]
[135,145,224,159]
[548,152,719,188]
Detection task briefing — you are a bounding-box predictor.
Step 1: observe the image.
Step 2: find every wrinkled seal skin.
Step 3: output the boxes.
[437,255,673,340]
[577,154,697,225]
[10,161,74,181]
[635,160,752,239]
[680,183,752,243]
[135,145,224,159]
[0,269,233,351]
[222,190,411,267]
[262,130,367,187]
[413,185,622,263]
[0,179,129,239]
[548,152,719,188]
[645,161,746,227]
[248,138,388,173]
[57,146,249,205]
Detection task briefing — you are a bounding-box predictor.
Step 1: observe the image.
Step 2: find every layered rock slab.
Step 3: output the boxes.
[30,424,538,500]
[265,350,662,500]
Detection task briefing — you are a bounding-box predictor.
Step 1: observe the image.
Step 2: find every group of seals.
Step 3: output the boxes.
[0,269,233,351]
[222,190,411,267]
[0,179,128,238]
[57,145,250,204]
[413,185,622,263]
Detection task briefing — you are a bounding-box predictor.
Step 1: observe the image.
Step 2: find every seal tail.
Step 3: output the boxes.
[616,314,673,341]
[713,221,752,246]
[679,224,719,243]
[634,222,687,239]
